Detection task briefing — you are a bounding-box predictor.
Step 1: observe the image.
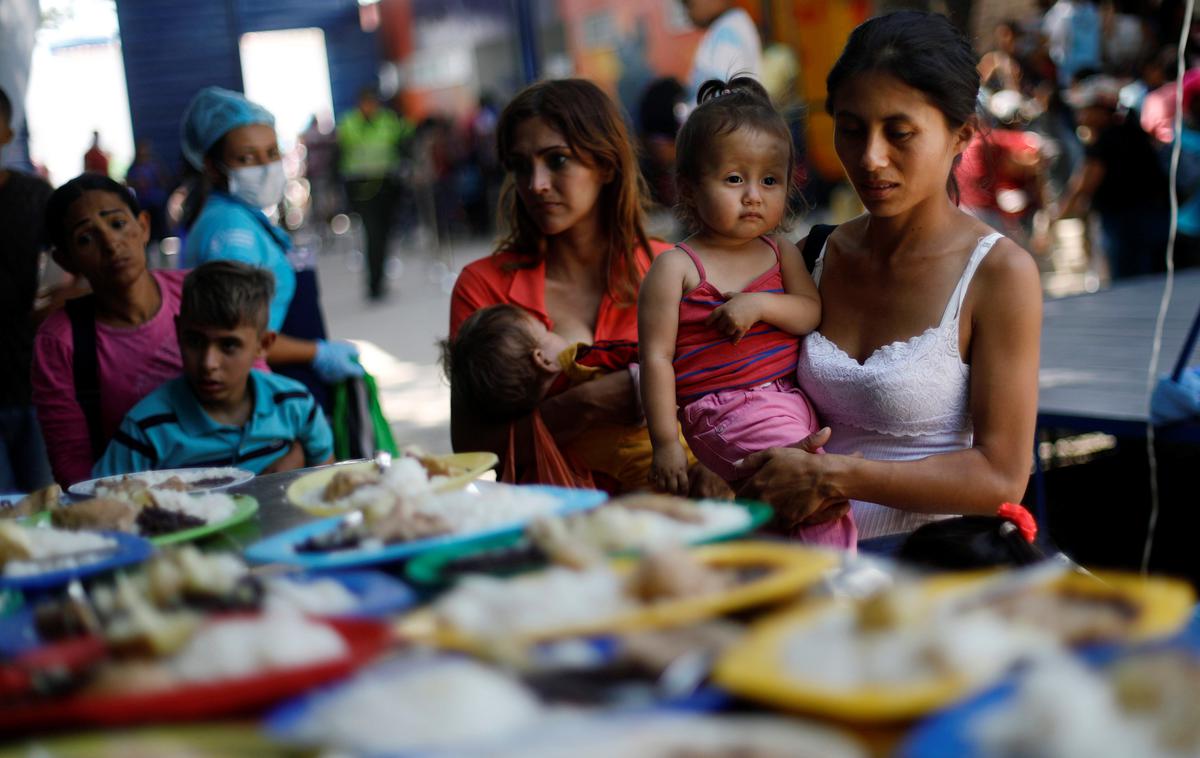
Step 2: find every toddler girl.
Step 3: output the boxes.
[638,77,855,548]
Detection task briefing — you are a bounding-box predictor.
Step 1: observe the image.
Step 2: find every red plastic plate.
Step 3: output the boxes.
[0,615,392,733]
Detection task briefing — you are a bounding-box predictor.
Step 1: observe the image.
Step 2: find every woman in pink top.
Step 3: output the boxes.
[32,175,186,486]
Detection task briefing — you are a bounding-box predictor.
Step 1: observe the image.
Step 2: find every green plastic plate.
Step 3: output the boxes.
[404,499,773,588]
[27,495,258,547]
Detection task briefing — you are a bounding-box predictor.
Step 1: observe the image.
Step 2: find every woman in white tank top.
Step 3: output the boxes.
[737,12,1043,548]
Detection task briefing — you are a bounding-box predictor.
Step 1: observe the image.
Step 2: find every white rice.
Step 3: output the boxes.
[548,500,751,552]
[294,656,545,754]
[3,527,117,577]
[147,490,237,524]
[301,458,434,513]
[971,655,1176,758]
[263,576,360,616]
[90,467,246,495]
[434,566,633,639]
[783,606,1061,690]
[415,486,560,534]
[171,607,347,682]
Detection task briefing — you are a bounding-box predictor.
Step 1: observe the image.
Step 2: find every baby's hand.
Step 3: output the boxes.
[650,442,690,495]
[706,293,762,344]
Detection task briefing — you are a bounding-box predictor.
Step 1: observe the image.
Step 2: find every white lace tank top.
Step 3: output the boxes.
[796,232,1003,539]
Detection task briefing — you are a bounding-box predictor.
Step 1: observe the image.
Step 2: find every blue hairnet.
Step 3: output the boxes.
[180,86,275,169]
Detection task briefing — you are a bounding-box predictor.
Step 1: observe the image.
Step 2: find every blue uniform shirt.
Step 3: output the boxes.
[93,370,333,477]
[183,192,296,331]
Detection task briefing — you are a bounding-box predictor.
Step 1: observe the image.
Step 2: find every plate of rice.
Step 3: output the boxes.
[245,482,607,570]
[68,467,253,498]
[37,493,259,547]
[0,522,153,591]
[404,496,773,587]
[287,452,498,516]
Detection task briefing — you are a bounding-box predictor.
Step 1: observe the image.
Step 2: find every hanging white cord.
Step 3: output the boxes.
[1140,0,1194,575]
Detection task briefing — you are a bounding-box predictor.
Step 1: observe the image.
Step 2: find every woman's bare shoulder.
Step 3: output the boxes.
[977,235,1040,290]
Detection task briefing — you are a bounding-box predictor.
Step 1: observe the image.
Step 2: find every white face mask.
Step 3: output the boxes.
[226,161,287,209]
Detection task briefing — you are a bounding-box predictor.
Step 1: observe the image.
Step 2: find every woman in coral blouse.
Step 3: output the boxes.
[449,79,725,495]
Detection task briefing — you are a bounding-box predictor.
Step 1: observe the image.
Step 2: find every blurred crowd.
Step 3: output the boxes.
[957,0,1200,279]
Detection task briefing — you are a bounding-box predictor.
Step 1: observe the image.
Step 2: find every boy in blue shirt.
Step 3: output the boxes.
[94,261,335,477]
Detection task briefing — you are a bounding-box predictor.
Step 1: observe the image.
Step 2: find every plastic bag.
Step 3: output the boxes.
[1150,367,1200,425]
[501,409,595,489]
[331,369,398,460]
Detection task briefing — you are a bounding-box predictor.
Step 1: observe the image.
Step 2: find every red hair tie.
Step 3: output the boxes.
[997,503,1037,543]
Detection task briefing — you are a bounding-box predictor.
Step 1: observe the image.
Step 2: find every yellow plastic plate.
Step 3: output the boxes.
[287,452,499,515]
[713,569,1196,723]
[395,541,839,649]
[922,569,1196,644]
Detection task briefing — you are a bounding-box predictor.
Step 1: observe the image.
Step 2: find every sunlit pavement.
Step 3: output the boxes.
[314,235,493,455]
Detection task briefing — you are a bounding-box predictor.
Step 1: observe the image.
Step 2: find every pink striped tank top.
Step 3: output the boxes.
[673,237,799,404]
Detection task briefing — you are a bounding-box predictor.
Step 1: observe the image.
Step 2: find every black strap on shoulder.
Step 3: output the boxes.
[65,295,105,461]
[802,224,837,274]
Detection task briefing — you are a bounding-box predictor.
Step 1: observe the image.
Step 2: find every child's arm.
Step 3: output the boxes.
[638,251,690,495]
[91,417,156,479]
[707,238,822,341]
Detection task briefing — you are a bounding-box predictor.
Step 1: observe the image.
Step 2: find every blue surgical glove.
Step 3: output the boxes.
[312,339,364,383]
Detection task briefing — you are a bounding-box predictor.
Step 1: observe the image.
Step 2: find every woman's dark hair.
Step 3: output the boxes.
[180,136,228,230]
[825,11,981,203]
[44,174,141,256]
[897,516,1045,571]
[675,76,797,233]
[495,79,653,306]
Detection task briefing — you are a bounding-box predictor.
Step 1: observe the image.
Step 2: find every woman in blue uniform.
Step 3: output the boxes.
[180,87,361,411]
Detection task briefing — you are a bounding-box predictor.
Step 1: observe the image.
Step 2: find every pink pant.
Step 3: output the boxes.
[680,379,857,550]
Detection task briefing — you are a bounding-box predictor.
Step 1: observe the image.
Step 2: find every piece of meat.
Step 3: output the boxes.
[51,498,138,533]
[371,504,452,543]
[322,469,380,502]
[626,548,732,604]
[151,476,190,492]
[610,494,705,524]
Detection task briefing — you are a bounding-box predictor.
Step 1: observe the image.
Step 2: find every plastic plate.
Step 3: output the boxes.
[26,495,260,547]
[245,484,607,570]
[0,532,154,592]
[0,616,392,733]
[404,499,774,588]
[0,569,416,658]
[287,452,499,516]
[68,467,253,498]
[396,541,839,649]
[712,569,1196,723]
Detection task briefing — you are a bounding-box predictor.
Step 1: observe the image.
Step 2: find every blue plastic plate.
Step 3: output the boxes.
[244,484,608,570]
[0,531,154,592]
[0,568,416,657]
[899,629,1200,758]
[897,682,1018,758]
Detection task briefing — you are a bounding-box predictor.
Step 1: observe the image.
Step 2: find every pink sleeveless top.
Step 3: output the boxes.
[673,237,799,404]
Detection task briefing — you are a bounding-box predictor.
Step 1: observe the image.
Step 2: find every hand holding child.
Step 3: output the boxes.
[706,293,762,344]
[650,441,690,495]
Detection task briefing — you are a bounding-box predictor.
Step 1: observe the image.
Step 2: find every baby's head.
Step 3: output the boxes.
[674,76,795,237]
[176,260,275,409]
[442,305,570,423]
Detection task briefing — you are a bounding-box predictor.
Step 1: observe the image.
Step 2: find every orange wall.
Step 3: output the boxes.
[773,0,870,180]
[557,0,704,98]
